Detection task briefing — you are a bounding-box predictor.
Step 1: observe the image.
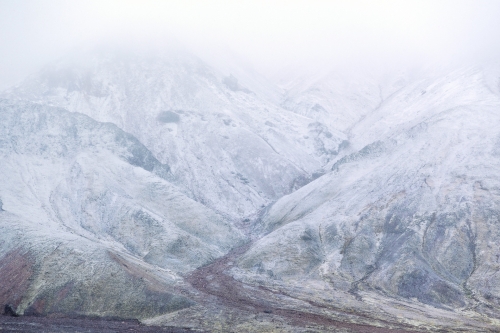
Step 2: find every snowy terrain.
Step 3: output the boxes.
[235,64,500,323]
[4,46,345,219]
[2,45,500,331]
[0,99,243,317]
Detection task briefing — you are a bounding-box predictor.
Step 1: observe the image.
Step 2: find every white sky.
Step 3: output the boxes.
[1,0,500,88]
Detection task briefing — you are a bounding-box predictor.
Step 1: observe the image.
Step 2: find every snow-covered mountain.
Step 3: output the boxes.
[4,46,346,219]
[233,64,500,324]
[277,69,382,132]
[0,99,243,318]
[3,43,500,331]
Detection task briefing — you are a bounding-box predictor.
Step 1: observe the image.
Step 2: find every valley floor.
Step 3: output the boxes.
[0,315,194,333]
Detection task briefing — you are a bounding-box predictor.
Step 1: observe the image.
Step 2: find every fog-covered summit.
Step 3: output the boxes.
[4,46,346,219]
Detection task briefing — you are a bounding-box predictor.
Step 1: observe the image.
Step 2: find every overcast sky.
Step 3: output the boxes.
[1,0,500,89]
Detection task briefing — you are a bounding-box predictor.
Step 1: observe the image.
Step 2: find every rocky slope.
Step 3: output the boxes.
[3,46,500,332]
[0,99,244,318]
[4,46,345,219]
[232,65,500,327]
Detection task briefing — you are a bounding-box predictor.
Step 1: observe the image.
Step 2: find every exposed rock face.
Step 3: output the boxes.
[0,99,244,318]
[0,249,33,315]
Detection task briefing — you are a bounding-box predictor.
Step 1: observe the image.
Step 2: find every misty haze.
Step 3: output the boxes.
[1,1,500,332]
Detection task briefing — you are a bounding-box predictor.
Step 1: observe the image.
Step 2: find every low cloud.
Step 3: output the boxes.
[1,0,500,88]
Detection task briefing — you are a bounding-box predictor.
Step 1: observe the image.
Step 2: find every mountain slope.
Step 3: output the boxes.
[4,50,500,331]
[0,99,244,318]
[233,65,500,324]
[277,69,383,132]
[4,47,346,219]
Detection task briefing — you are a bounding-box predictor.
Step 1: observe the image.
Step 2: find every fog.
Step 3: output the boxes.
[1,0,500,89]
